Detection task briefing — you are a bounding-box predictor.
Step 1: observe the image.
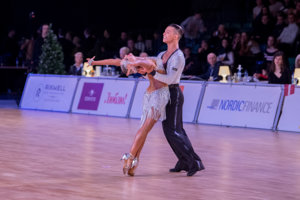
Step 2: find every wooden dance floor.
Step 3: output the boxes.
[1,108,300,200]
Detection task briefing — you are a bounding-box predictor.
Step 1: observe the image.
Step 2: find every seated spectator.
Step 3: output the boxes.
[295,53,300,68]
[135,34,145,53]
[152,31,163,56]
[273,13,287,38]
[81,27,96,58]
[197,40,210,68]
[217,38,234,67]
[0,28,19,66]
[277,13,299,56]
[139,52,148,57]
[281,0,295,14]
[264,35,279,69]
[72,35,82,55]
[253,0,264,20]
[198,53,221,81]
[182,47,202,75]
[118,47,130,77]
[235,32,261,75]
[254,6,274,28]
[232,32,241,52]
[253,14,274,44]
[294,1,300,26]
[269,0,284,18]
[116,31,128,50]
[253,35,278,81]
[119,46,130,59]
[268,51,291,84]
[127,39,140,56]
[69,52,84,75]
[99,29,116,57]
[210,24,229,50]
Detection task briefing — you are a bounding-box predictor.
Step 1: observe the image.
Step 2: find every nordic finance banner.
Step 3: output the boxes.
[72,77,135,117]
[20,74,79,112]
[129,80,204,123]
[197,83,282,129]
[277,86,300,132]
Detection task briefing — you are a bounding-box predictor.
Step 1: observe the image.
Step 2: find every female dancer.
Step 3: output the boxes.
[87,54,169,176]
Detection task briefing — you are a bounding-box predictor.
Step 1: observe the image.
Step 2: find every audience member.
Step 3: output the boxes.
[199,53,221,81]
[295,53,300,68]
[217,38,234,67]
[268,0,284,18]
[81,27,96,58]
[182,47,202,75]
[273,13,287,38]
[180,11,207,45]
[253,0,264,20]
[264,35,279,69]
[0,29,19,66]
[197,40,210,68]
[116,31,128,49]
[253,14,274,44]
[277,13,299,56]
[268,51,291,84]
[135,34,146,52]
[127,39,140,56]
[69,52,84,75]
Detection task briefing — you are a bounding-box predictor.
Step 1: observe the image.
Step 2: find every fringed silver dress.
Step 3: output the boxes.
[121,58,170,126]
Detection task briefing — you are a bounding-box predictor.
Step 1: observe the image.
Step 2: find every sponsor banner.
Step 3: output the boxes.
[130,80,203,123]
[72,78,135,117]
[197,83,282,129]
[20,74,78,112]
[277,86,300,132]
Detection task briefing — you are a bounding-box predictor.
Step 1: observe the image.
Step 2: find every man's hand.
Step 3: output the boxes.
[124,53,136,62]
[136,66,148,75]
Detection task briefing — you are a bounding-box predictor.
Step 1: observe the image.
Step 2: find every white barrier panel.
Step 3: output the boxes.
[129,80,148,119]
[197,83,282,129]
[181,81,204,122]
[277,87,300,132]
[130,80,203,123]
[20,74,78,112]
[72,77,135,117]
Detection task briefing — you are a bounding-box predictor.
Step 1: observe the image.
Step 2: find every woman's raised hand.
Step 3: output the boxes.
[86,56,95,65]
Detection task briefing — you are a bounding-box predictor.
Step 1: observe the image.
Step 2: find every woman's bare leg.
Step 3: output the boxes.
[123,114,158,176]
[130,117,157,157]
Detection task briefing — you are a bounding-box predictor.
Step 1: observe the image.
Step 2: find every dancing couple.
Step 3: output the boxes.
[88,24,204,176]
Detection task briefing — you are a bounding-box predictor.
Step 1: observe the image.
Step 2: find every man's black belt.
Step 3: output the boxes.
[169,84,179,88]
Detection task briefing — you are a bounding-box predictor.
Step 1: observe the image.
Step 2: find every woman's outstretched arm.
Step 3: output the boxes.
[87,57,122,66]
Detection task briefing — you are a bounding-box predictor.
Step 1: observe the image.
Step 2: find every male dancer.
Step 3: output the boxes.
[139,24,205,176]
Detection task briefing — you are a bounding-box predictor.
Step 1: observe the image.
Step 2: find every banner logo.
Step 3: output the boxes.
[104,92,128,104]
[78,83,104,110]
[207,99,273,113]
[34,84,44,101]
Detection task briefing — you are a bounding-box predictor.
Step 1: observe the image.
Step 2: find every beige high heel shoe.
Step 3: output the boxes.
[121,153,138,176]
[127,157,139,176]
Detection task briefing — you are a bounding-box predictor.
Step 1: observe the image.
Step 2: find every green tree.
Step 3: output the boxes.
[38,24,65,74]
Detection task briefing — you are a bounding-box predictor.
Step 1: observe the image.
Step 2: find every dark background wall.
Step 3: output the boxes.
[0,0,254,37]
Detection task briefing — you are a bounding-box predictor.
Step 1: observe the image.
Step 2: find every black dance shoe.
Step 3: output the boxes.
[187,161,205,176]
[169,161,188,172]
